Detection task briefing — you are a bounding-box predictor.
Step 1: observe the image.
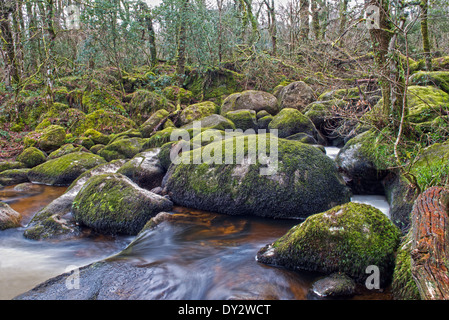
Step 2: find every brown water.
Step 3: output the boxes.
[0,184,392,300]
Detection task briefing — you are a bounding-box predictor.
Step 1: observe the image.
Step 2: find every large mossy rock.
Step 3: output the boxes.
[409,71,449,94]
[28,152,106,186]
[74,109,135,135]
[224,109,258,131]
[98,137,147,162]
[181,114,236,131]
[163,134,350,219]
[0,202,22,230]
[335,130,390,195]
[405,86,449,123]
[24,125,66,152]
[268,108,320,140]
[179,101,219,126]
[24,160,126,240]
[256,202,401,286]
[47,144,89,160]
[16,147,47,168]
[140,109,171,138]
[220,90,279,116]
[128,89,174,124]
[0,161,25,173]
[72,173,173,235]
[277,81,315,111]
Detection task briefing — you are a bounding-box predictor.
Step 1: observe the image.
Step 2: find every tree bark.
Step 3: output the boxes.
[176,0,189,89]
[0,0,20,87]
[419,0,432,71]
[299,0,309,41]
[410,187,449,300]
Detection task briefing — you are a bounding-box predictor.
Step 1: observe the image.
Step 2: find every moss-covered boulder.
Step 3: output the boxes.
[163,134,350,219]
[83,129,110,145]
[224,109,258,131]
[23,160,126,241]
[98,137,146,162]
[140,109,171,138]
[0,161,25,173]
[81,88,125,114]
[0,202,22,230]
[72,173,173,235]
[28,152,106,186]
[221,90,279,116]
[409,71,449,94]
[48,144,90,160]
[268,108,319,139]
[0,169,31,186]
[128,89,174,125]
[117,149,165,190]
[257,115,273,130]
[162,86,193,104]
[75,109,135,136]
[179,101,218,126]
[303,99,347,129]
[335,130,390,195]
[432,56,449,71]
[181,114,236,131]
[256,202,401,286]
[277,81,315,111]
[16,147,47,168]
[24,125,66,152]
[405,86,449,123]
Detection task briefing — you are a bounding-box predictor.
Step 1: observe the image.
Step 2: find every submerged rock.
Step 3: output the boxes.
[0,202,22,230]
[163,134,350,219]
[72,173,173,235]
[256,202,401,286]
[309,273,356,299]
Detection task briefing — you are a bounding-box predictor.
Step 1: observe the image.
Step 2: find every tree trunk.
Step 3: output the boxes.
[299,0,309,41]
[410,187,449,300]
[419,0,432,71]
[368,0,393,118]
[176,0,189,93]
[0,0,20,88]
[311,0,320,40]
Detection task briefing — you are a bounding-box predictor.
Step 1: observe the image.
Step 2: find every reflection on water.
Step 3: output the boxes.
[1,183,392,300]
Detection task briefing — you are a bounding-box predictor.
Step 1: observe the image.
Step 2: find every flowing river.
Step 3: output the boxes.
[0,147,392,300]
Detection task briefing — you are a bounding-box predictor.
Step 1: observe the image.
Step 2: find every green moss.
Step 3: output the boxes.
[0,168,30,186]
[98,137,146,161]
[128,89,174,125]
[16,147,47,168]
[162,86,194,104]
[318,87,360,101]
[140,109,171,138]
[0,161,26,173]
[82,88,125,114]
[72,173,173,235]
[28,152,106,186]
[432,56,449,71]
[409,71,449,94]
[391,231,421,300]
[24,125,66,152]
[259,202,401,286]
[74,109,135,136]
[165,134,350,219]
[268,108,317,139]
[48,144,89,160]
[83,129,110,145]
[220,90,279,116]
[406,86,449,123]
[179,101,219,126]
[224,110,258,131]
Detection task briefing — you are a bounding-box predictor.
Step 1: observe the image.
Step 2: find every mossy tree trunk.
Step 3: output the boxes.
[419,0,432,71]
[368,0,393,118]
[311,0,320,40]
[176,0,188,91]
[0,0,21,89]
[299,0,309,42]
[263,0,277,56]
